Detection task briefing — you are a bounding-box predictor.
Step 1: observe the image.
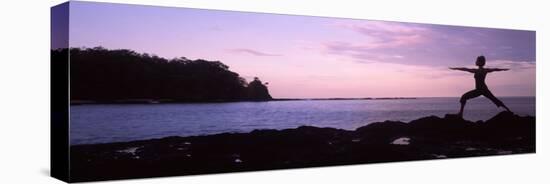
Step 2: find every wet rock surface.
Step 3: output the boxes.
[70,111,535,182]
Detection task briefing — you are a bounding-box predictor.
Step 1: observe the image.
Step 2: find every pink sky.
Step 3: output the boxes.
[66,2,536,98]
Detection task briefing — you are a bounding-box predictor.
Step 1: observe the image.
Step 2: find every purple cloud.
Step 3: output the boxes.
[322,41,411,63]
[228,48,281,57]
[323,21,535,66]
[342,22,433,49]
[321,22,436,63]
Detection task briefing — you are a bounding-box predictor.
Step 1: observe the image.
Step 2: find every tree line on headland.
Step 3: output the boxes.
[51,47,272,103]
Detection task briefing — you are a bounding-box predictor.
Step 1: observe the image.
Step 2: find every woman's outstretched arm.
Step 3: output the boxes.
[486,68,509,72]
[449,67,476,73]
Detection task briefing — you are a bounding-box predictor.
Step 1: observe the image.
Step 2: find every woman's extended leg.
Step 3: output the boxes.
[459,89,482,117]
[483,90,511,112]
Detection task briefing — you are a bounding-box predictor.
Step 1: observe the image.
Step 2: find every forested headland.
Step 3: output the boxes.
[51,47,272,103]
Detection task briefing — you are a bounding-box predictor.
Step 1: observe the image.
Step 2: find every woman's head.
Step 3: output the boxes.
[476,55,486,67]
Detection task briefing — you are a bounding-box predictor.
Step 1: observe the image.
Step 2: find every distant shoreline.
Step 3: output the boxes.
[272,97,417,101]
[69,97,419,105]
[70,96,536,105]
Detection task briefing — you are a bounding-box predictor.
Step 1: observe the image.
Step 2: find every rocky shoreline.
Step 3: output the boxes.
[70,111,535,182]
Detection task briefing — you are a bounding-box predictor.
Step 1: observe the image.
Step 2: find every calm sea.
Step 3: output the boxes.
[70,97,535,145]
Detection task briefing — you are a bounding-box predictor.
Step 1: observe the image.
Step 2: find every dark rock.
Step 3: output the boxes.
[70,112,535,182]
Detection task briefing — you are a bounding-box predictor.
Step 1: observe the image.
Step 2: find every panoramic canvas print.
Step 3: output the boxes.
[51,1,536,182]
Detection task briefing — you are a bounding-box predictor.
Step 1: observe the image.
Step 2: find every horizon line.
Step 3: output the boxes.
[273,96,536,99]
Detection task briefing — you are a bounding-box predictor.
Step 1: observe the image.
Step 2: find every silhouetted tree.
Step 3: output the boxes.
[246,77,272,100]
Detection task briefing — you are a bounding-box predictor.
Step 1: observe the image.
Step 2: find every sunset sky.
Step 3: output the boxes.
[65,1,536,98]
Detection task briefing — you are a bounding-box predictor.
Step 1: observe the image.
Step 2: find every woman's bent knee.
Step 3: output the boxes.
[460,96,467,103]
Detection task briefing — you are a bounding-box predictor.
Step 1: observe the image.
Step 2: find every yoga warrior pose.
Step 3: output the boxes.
[450,56,511,118]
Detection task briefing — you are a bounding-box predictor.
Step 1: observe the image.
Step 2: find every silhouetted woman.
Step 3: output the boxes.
[450,56,511,118]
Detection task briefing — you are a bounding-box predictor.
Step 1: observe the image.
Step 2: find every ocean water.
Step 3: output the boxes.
[70,97,535,145]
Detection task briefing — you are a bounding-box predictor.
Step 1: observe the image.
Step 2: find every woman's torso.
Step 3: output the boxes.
[474,69,488,89]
